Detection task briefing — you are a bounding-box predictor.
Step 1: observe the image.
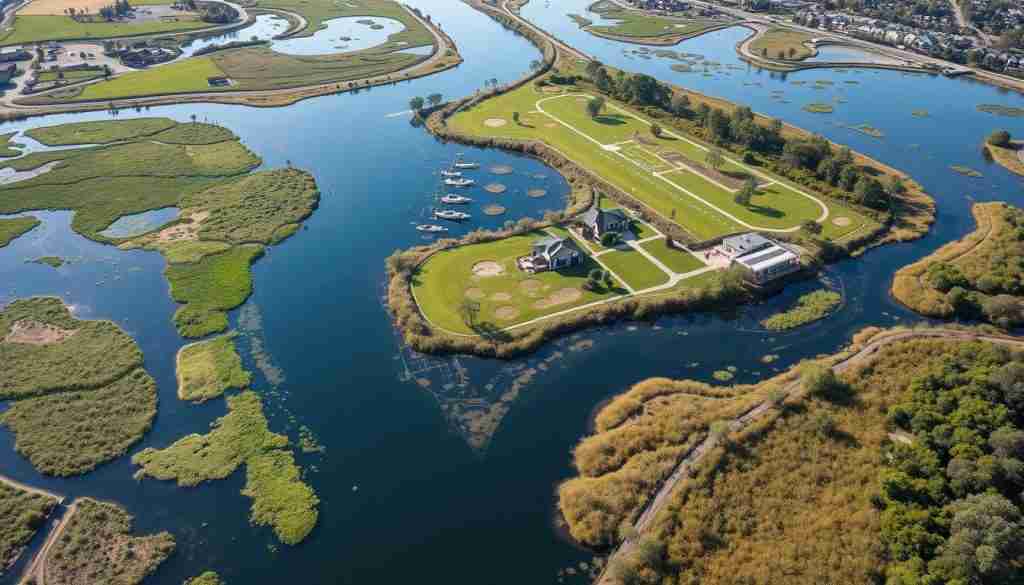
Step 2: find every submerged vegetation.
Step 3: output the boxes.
[0,216,40,248]
[45,498,175,585]
[0,298,156,476]
[185,572,225,585]
[761,289,841,330]
[132,391,319,545]
[892,202,1024,328]
[177,333,251,402]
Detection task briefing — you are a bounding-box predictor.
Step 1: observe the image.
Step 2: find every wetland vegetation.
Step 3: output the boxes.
[0,216,40,248]
[761,289,841,330]
[0,481,56,573]
[176,332,251,402]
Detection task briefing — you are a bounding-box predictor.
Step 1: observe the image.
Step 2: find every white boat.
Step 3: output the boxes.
[440,169,462,178]
[453,153,480,169]
[440,194,473,204]
[416,224,448,233]
[434,209,471,221]
[444,177,474,187]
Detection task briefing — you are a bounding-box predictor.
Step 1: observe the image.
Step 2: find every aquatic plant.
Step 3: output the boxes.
[761,289,841,330]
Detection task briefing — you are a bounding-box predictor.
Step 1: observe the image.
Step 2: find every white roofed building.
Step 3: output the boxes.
[719,233,801,284]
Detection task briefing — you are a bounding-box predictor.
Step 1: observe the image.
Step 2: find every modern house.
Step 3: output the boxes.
[719,233,800,285]
[517,235,582,273]
[579,206,629,241]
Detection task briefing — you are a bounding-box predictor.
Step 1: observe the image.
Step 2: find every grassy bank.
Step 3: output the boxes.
[891,201,1024,327]
[133,391,319,545]
[176,333,251,402]
[25,117,177,145]
[0,216,40,248]
[749,27,815,61]
[185,572,224,585]
[583,0,728,45]
[0,13,211,46]
[987,140,1024,176]
[0,482,57,572]
[0,297,157,476]
[45,498,175,585]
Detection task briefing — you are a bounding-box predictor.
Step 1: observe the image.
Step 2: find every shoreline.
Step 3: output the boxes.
[383,0,935,359]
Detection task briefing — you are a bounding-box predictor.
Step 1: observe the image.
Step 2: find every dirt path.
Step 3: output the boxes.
[19,499,77,585]
[596,328,1024,583]
[0,473,63,503]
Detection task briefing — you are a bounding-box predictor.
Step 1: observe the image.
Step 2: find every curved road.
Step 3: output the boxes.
[597,327,1024,583]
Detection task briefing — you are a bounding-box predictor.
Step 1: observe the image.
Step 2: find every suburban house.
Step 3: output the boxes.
[0,63,17,84]
[517,235,582,273]
[719,233,801,284]
[579,206,629,241]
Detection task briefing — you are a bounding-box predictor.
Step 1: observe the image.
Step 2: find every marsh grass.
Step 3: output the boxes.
[166,245,264,338]
[0,216,39,247]
[949,164,982,177]
[25,117,177,145]
[46,498,175,585]
[177,332,251,402]
[761,289,840,330]
[133,391,319,544]
[0,482,56,571]
[185,572,224,585]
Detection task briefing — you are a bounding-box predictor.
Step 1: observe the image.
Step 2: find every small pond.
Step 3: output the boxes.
[271,15,407,56]
[98,207,179,239]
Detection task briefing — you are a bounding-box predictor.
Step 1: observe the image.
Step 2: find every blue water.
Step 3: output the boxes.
[98,207,179,239]
[1,0,1024,584]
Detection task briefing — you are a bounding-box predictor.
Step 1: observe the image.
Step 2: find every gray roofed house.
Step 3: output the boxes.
[720,233,772,258]
[720,232,800,284]
[518,235,582,273]
[579,205,629,241]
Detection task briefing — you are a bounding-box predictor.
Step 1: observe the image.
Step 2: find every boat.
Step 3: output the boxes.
[434,209,471,221]
[453,154,479,169]
[440,169,462,178]
[416,224,448,233]
[440,194,473,204]
[444,177,474,187]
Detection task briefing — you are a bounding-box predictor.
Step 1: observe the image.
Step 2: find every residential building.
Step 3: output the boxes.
[517,235,582,273]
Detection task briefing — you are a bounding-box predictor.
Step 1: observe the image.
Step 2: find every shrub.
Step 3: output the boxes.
[988,129,1012,148]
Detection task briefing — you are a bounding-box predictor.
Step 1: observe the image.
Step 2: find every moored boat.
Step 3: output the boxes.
[434,209,471,221]
[416,224,449,233]
[440,169,462,178]
[444,177,474,187]
[440,194,473,204]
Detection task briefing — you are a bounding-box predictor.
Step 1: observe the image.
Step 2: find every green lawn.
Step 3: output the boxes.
[639,239,705,274]
[412,232,623,334]
[596,247,668,290]
[749,27,815,61]
[1,14,211,45]
[72,57,225,101]
[37,68,105,84]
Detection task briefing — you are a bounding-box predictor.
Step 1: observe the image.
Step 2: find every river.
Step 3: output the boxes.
[1,0,1024,583]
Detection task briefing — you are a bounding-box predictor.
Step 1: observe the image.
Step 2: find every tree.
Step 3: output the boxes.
[601,231,620,247]
[787,47,796,59]
[734,176,757,206]
[802,219,822,234]
[586,96,605,119]
[458,299,480,328]
[705,146,724,171]
[409,96,424,112]
[802,363,842,399]
[670,93,690,116]
[854,176,887,209]
[427,93,443,107]
[988,129,1012,147]
[529,59,542,72]
[650,123,662,138]
[512,111,520,125]
[585,59,603,80]
[927,493,1024,584]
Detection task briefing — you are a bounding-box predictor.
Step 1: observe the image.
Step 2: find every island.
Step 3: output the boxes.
[568,0,735,46]
[892,201,1024,328]
[559,326,1024,585]
[0,216,40,248]
[387,10,934,357]
[0,117,320,338]
[985,129,1024,176]
[0,296,157,476]
[0,478,58,575]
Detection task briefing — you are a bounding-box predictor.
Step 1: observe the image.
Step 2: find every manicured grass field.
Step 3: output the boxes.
[450,85,856,240]
[412,232,623,334]
[0,14,210,45]
[639,239,705,274]
[73,57,225,100]
[597,247,669,290]
[36,67,105,84]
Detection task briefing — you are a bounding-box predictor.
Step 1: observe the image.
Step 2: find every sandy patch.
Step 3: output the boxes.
[831,216,851,227]
[542,86,563,93]
[489,164,513,175]
[491,292,512,301]
[533,287,582,309]
[153,210,209,243]
[519,278,544,297]
[20,0,121,14]
[494,306,520,320]
[544,122,558,128]
[575,97,588,103]
[4,320,77,345]
[483,204,506,216]
[465,287,485,300]
[527,188,547,198]
[472,261,505,277]
[484,118,507,128]
[484,183,507,194]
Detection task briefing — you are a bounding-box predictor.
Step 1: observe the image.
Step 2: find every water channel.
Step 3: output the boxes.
[2,0,1024,583]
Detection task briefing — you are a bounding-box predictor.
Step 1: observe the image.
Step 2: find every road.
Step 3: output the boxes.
[596,327,1024,583]
[20,500,79,585]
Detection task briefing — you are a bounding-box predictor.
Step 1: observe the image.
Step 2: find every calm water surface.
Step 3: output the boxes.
[2,0,1024,583]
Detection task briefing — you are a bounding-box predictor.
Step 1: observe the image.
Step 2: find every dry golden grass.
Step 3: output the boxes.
[891,202,1002,317]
